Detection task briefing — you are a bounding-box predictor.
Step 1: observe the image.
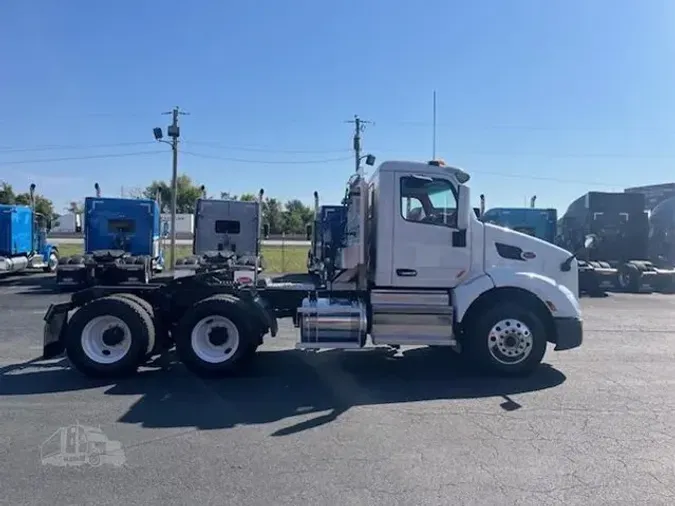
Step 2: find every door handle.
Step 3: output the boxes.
[396,268,417,277]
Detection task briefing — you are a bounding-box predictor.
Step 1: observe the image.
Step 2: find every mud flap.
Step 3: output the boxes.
[42,302,72,359]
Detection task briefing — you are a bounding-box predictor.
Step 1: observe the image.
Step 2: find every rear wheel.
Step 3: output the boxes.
[174,295,258,377]
[108,293,163,356]
[465,302,547,377]
[65,296,155,378]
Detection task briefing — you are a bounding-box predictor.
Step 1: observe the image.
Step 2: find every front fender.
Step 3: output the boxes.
[41,243,57,260]
[488,268,581,319]
[453,269,581,322]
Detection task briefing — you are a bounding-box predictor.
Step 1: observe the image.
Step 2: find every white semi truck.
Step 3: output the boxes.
[42,159,587,379]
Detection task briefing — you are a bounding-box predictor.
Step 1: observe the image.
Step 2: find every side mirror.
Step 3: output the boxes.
[162,222,170,238]
[456,185,471,230]
[45,218,52,232]
[263,223,269,239]
[305,224,312,241]
[560,234,599,272]
[584,233,598,250]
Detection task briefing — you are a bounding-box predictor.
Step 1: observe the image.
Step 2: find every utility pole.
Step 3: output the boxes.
[153,106,188,270]
[346,115,373,176]
[432,90,437,159]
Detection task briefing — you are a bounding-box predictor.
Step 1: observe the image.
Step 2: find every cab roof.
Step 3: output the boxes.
[373,160,471,184]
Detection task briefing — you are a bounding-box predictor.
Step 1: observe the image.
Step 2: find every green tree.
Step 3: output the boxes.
[262,198,284,235]
[0,181,56,224]
[0,182,16,204]
[143,174,204,214]
[282,199,313,234]
[239,193,257,202]
[14,192,56,224]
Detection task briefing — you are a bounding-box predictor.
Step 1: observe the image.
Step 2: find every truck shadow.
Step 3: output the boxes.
[0,348,566,436]
[0,273,56,291]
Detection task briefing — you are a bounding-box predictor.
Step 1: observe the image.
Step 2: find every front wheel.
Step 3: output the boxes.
[43,251,59,273]
[465,303,547,377]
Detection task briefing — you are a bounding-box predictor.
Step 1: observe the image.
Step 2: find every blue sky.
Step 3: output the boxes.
[1,0,674,215]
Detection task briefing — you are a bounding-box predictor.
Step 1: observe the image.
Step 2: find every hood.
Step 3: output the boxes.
[483,223,578,296]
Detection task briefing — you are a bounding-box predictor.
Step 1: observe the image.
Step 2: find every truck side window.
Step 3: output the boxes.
[400,176,458,228]
[215,220,240,234]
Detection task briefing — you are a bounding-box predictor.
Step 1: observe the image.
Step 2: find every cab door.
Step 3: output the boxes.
[392,173,471,288]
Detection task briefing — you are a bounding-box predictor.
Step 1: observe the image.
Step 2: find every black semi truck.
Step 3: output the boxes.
[648,195,675,268]
[556,191,675,294]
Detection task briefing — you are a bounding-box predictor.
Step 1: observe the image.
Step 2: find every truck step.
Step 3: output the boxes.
[295,342,363,350]
[369,289,455,346]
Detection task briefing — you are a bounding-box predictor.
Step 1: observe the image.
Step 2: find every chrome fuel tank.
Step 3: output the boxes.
[296,297,367,347]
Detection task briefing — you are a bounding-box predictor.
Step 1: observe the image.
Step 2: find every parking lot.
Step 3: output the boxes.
[0,274,674,506]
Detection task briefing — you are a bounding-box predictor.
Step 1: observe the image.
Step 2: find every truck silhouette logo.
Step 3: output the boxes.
[39,422,126,468]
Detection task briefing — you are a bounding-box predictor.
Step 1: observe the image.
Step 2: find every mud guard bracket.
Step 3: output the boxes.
[42,302,72,359]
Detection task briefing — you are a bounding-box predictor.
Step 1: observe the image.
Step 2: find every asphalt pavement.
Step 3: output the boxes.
[0,275,674,505]
[49,237,310,247]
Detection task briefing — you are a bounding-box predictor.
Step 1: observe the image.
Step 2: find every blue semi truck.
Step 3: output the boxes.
[56,184,164,289]
[307,191,347,280]
[0,186,59,275]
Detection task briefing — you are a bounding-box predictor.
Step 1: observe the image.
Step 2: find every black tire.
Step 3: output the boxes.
[65,296,155,379]
[174,294,259,378]
[618,263,641,293]
[43,250,59,273]
[465,302,547,377]
[108,294,161,356]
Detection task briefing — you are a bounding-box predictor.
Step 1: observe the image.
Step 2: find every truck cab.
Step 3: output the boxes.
[56,196,163,288]
[297,160,584,374]
[557,191,675,293]
[174,196,264,281]
[307,204,347,277]
[358,162,578,293]
[648,195,675,267]
[0,203,58,274]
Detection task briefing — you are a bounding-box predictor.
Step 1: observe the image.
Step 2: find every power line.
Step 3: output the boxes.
[449,150,675,159]
[183,140,351,155]
[375,119,674,133]
[0,150,166,166]
[181,150,353,164]
[4,134,675,160]
[0,141,156,154]
[467,169,622,188]
[182,149,633,188]
[3,140,675,162]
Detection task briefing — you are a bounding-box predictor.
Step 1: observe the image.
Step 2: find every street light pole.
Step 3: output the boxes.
[169,108,179,270]
[153,106,188,270]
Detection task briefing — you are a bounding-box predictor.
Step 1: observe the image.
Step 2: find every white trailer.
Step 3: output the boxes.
[160,213,194,235]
